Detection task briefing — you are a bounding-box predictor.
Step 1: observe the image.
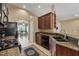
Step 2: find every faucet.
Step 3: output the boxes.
[61,29,67,40]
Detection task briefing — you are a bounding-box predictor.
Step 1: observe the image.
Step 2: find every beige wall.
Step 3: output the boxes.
[61,18,79,38]
[6,4,38,43]
[7,4,34,22]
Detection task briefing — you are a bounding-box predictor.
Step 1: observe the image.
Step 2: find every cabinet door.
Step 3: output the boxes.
[67,48,79,56]
[38,12,56,29]
[38,17,41,29]
[56,44,79,56]
[44,14,51,29]
[56,44,63,56]
[38,17,45,29]
[50,13,56,29]
[41,16,45,29]
[53,14,56,28]
[56,44,71,56]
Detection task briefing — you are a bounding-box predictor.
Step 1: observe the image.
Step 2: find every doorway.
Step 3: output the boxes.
[17,21,29,48]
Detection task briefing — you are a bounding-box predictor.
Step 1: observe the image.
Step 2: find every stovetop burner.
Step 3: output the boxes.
[0,39,18,49]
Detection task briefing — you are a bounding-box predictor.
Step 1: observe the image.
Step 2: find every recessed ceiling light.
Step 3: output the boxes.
[30,16,33,19]
[38,5,41,8]
[23,5,26,8]
[75,13,78,16]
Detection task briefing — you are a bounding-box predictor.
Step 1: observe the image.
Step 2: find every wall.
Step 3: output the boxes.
[6,4,38,43]
[61,18,79,38]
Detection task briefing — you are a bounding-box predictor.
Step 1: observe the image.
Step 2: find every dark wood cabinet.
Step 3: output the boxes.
[38,12,56,29]
[56,44,79,56]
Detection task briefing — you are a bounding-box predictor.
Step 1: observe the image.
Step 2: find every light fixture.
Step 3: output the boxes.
[75,13,78,16]
[23,5,26,8]
[30,16,33,19]
[38,5,41,8]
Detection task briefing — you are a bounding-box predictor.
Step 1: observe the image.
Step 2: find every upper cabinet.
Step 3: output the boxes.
[38,12,56,29]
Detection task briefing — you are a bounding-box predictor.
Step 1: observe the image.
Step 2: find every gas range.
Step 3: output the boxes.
[0,39,18,50]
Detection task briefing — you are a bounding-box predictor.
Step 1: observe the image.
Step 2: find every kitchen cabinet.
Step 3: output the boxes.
[38,12,56,29]
[56,44,79,56]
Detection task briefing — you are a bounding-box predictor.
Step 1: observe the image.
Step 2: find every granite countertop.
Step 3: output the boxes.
[56,41,79,51]
[36,32,79,39]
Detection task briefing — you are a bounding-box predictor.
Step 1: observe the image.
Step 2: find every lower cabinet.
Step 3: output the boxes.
[0,47,20,56]
[56,44,79,56]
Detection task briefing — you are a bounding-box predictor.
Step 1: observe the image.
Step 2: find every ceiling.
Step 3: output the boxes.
[10,3,79,21]
[55,3,79,20]
[10,3,52,16]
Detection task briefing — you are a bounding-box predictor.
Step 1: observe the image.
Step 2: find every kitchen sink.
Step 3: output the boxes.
[53,36,68,42]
